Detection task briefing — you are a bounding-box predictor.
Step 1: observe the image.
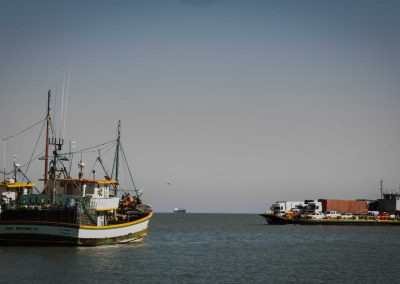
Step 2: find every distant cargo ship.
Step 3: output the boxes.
[260,194,400,226]
[173,208,186,213]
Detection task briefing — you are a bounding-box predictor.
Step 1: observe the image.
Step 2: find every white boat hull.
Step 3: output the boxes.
[0,212,152,246]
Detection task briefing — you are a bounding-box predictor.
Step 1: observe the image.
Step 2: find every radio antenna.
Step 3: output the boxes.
[62,68,71,139]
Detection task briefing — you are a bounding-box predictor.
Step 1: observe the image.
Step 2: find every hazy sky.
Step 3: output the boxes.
[1,0,400,213]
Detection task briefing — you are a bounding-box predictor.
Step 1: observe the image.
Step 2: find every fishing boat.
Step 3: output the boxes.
[0,90,153,245]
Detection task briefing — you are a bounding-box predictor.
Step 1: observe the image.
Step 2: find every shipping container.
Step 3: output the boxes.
[318,199,367,214]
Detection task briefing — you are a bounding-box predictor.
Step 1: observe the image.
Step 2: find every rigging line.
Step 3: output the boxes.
[97,154,111,179]
[49,115,56,138]
[61,144,116,160]
[83,143,116,164]
[98,143,115,156]
[80,141,116,155]
[62,139,117,156]
[120,143,138,195]
[24,118,46,180]
[0,117,46,142]
[111,146,118,179]
[77,142,116,180]
[86,158,98,180]
[17,150,45,171]
[122,155,129,190]
[0,146,41,176]
[100,142,115,154]
[56,157,82,193]
[2,140,5,181]
[119,152,128,190]
[110,146,118,198]
[17,169,40,193]
[89,144,114,156]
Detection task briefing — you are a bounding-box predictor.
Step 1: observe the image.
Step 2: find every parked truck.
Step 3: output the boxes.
[270,201,306,214]
[305,200,323,213]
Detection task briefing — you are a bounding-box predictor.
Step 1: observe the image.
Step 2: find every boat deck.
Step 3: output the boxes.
[260,213,400,226]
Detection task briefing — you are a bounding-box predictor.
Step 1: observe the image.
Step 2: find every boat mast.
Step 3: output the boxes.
[3,141,5,182]
[114,120,121,196]
[44,90,51,186]
[13,154,18,181]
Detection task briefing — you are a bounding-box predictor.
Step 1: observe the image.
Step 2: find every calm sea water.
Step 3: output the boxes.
[1,213,399,283]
